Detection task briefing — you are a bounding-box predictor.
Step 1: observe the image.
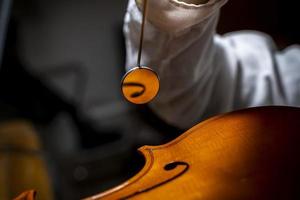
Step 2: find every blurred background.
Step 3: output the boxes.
[0,0,299,199]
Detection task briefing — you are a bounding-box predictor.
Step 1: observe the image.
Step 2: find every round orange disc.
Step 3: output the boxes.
[121,67,160,104]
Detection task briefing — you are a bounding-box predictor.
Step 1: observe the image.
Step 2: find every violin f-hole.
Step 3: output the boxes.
[121,161,189,199]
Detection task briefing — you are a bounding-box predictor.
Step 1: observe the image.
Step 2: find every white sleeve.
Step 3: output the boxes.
[124,0,228,129]
[124,0,300,129]
[218,31,300,116]
[275,45,300,106]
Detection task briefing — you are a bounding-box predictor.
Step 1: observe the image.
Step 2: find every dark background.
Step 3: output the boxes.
[219,0,299,47]
[0,0,299,199]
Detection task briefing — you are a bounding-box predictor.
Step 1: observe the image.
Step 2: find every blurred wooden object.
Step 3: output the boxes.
[85,106,300,200]
[13,190,36,200]
[0,120,53,200]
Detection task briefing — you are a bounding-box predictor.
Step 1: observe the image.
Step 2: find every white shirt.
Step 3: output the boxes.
[124,0,300,129]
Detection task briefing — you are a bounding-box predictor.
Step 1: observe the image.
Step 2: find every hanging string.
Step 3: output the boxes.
[137,0,148,68]
[121,0,159,104]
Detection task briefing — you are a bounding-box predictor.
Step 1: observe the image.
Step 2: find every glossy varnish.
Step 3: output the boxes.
[85,106,300,200]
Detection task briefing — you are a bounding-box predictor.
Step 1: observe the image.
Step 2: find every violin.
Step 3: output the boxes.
[15,106,300,199]
[81,106,300,200]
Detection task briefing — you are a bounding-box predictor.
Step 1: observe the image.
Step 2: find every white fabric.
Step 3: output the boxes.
[124,0,300,129]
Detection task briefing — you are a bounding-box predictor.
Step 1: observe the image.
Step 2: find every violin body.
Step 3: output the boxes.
[85,106,300,200]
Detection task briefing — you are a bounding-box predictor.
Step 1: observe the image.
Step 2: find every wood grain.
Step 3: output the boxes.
[85,106,300,200]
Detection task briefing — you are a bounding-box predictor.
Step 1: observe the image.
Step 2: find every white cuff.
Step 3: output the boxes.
[134,0,227,33]
[173,0,210,6]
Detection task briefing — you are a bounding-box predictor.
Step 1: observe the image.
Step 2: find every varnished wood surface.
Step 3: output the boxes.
[85,106,300,200]
[13,190,36,200]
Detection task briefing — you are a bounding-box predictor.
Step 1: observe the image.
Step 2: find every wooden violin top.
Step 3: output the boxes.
[85,106,300,200]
